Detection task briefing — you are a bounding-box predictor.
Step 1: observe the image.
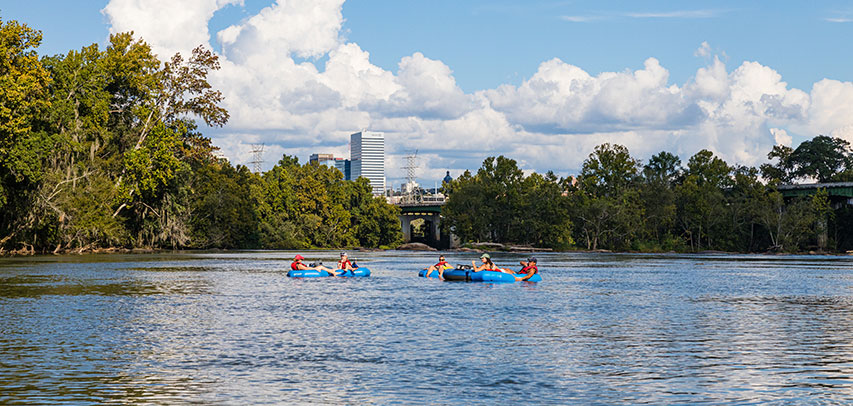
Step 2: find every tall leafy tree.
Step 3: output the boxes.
[639,151,682,248]
[189,161,259,248]
[443,156,573,248]
[0,17,404,253]
[788,135,852,182]
[574,144,642,250]
[477,156,525,242]
[676,150,731,251]
[759,145,794,184]
[441,169,485,243]
[518,172,574,249]
[253,156,401,249]
[579,143,640,197]
[0,18,52,250]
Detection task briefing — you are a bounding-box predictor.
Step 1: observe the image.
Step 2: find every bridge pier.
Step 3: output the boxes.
[398,203,451,249]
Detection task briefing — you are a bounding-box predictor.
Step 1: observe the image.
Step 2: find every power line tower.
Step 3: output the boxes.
[249,143,265,173]
[402,150,418,204]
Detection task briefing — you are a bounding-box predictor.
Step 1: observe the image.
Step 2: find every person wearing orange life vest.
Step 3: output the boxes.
[425,254,451,279]
[337,252,357,271]
[514,257,539,281]
[290,254,339,276]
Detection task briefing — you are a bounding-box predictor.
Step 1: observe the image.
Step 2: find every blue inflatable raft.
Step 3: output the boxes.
[419,268,541,282]
[288,268,371,278]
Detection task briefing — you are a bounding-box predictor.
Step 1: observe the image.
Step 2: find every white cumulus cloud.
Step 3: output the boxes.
[102,0,242,59]
[770,128,792,147]
[101,0,853,186]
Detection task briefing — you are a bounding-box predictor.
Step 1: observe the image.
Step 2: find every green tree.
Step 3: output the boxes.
[573,144,642,250]
[442,157,573,248]
[254,156,306,248]
[441,169,487,243]
[675,150,731,251]
[442,156,524,243]
[477,156,525,242]
[253,156,401,249]
[0,18,52,250]
[759,145,794,185]
[518,172,573,249]
[639,151,682,248]
[189,160,259,248]
[812,188,833,250]
[788,135,852,182]
[348,177,402,248]
[579,143,640,197]
[36,44,115,250]
[721,166,764,252]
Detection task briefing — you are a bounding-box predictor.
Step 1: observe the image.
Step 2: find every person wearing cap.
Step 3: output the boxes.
[291,254,339,275]
[337,252,356,271]
[425,254,451,279]
[514,257,539,281]
[471,253,510,273]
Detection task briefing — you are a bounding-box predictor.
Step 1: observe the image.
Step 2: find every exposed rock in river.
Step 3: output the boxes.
[396,243,437,251]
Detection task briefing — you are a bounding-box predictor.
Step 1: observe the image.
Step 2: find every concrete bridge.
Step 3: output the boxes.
[397,199,450,249]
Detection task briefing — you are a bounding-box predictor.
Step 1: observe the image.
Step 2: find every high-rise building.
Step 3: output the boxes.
[309,153,336,167]
[310,153,350,179]
[350,131,385,195]
[334,159,351,180]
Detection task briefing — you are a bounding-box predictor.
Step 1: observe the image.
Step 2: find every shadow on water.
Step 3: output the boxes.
[0,268,215,298]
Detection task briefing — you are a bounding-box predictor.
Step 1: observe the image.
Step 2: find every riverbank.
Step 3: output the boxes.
[3,244,853,258]
[0,245,161,257]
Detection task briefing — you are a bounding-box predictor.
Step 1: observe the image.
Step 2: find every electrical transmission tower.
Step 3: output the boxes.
[249,143,265,173]
[402,150,419,204]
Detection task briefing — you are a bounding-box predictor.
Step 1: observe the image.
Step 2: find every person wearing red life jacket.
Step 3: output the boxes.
[337,252,356,271]
[425,255,451,279]
[290,254,338,276]
[514,257,539,281]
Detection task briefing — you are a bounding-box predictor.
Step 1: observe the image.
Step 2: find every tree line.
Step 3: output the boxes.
[0,18,401,254]
[5,17,851,255]
[443,136,853,253]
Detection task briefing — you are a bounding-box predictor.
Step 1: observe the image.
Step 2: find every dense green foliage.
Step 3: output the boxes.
[0,18,401,254]
[442,156,574,249]
[444,140,852,253]
[3,17,849,255]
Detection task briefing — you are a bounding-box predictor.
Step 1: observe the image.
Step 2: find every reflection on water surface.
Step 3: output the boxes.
[2,251,853,404]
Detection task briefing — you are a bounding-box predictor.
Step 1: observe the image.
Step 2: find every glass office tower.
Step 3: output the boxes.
[350,131,385,196]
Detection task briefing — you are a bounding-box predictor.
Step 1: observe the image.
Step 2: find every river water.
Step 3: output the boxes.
[2,251,853,404]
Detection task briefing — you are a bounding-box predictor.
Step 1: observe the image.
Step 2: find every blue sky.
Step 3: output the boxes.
[7,1,853,92]
[3,0,853,185]
[342,0,853,93]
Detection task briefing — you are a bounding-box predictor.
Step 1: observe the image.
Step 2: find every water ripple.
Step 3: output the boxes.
[2,252,853,404]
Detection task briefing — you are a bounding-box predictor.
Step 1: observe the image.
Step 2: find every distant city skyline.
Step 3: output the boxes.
[311,138,449,194]
[6,0,853,186]
[308,131,389,195]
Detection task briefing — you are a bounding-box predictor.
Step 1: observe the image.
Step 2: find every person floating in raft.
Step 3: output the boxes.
[471,253,511,273]
[513,257,539,281]
[337,252,357,272]
[425,254,451,279]
[291,254,340,276]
